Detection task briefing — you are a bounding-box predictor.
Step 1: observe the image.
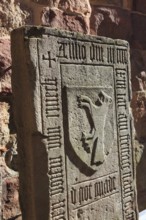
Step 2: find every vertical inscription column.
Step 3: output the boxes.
[41,78,59,118]
[115,54,136,220]
[38,39,67,220]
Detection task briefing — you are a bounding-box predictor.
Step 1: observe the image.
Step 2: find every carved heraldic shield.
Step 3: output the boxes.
[66,87,112,171]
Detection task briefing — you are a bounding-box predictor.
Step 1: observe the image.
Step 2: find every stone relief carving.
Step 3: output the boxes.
[78,91,112,165]
[11,27,138,219]
[65,86,113,173]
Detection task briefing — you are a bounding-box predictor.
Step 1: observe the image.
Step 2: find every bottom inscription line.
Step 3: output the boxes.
[73,190,119,210]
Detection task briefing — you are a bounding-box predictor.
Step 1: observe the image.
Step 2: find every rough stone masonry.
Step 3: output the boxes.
[11,27,138,220]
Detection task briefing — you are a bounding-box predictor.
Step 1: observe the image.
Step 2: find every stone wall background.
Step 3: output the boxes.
[1,0,146,219]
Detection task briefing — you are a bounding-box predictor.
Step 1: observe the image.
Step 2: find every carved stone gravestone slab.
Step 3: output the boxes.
[11,27,138,220]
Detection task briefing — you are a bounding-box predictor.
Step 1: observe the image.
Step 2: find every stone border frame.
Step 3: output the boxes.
[11,27,138,220]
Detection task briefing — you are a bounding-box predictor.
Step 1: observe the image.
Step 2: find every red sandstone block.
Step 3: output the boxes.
[2,177,21,220]
[0,38,12,93]
[90,6,132,40]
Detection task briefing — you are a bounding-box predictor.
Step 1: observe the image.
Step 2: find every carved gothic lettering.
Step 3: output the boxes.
[117,48,127,64]
[51,199,65,219]
[107,47,115,63]
[125,211,135,219]
[49,157,64,196]
[116,70,126,89]
[94,176,116,198]
[119,134,130,146]
[71,188,77,205]
[47,126,61,149]
[123,185,133,198]
[58,42,68,58]
[68,42,86,60]
[42,78,60,118]
[79,184,92,205]
[117,94,127,109]
[90,44,104,62]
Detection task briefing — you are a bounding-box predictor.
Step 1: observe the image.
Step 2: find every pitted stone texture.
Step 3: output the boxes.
[31,0,91,16]
[131,92,146,141]
[5,134,18,172]
[42,8,89,34]
[0,157,20,220]
[90,6,146,50]
[0,36,19,216]
[137,144,146,211]
[0,101,18,167]
[90,0,133,9]
[90,6,132,41]
[134,139,144,165]
[58,0,91,17]
[0,38,12,93]
[0,103,19,219]
[25,0,133,10]
[90,0,122,6]
[2,177,21,220]
[0,0,32,36]
[29,0,91,32]
[131,50,146,92]
[11,27,138,220]
[0,102,10,155]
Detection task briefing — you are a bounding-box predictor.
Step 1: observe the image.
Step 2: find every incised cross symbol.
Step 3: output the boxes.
[43,51,56,68]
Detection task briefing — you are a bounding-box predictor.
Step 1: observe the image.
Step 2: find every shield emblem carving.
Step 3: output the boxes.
[64,86,114,171]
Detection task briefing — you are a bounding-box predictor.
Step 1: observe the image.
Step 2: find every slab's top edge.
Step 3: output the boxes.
[11,26,129,47]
